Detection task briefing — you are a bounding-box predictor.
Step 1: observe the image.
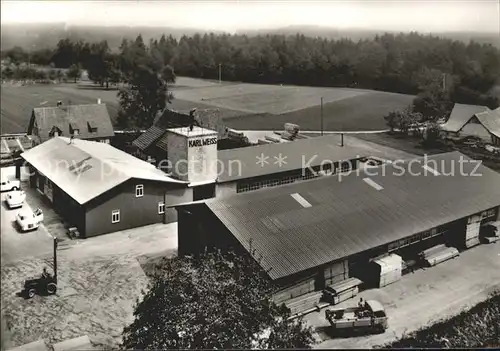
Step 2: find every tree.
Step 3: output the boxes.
[384,111,398,133]
[121,251,314,350]
[413,88,453,122]
[67,63,82,83]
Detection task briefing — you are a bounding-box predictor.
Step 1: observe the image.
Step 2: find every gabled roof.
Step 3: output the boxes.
[29,104,114,142]
[199,152,500,280]
[441,103,490,132]
[21,137,186,205]
[476,107,500,139]
[217,134,368,182]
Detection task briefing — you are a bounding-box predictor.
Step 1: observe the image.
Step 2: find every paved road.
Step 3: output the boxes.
[306,240,500,348]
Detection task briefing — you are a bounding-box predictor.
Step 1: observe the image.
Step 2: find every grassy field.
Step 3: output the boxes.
[382,291,500,348]
[1,77,414,134]
[224,91,414,131]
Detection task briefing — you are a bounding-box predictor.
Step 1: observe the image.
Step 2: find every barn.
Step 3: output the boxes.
[21,137,186,237]
[175,151,500,304]
[441,103,500,145]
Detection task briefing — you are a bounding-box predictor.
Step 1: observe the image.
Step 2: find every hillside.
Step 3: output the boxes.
[2,23,499,51]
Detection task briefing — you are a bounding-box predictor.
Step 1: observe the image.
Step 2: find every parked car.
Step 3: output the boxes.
[6,190,26,209]
[0,178,20,192]
[16,208,44,232]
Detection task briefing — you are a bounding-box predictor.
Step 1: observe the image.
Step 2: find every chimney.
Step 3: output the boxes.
[97,98,101,105]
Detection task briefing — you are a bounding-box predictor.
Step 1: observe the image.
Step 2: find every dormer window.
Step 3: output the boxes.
[87,122,98,133]
[69,123,80,136]
[49,126,63,138]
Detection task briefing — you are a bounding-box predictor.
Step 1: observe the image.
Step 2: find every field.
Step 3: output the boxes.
[0,77,415,134]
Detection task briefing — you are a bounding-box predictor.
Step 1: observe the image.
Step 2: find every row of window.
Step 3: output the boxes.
[111,201,165,224]
[236,162,353,194]
[388,227,441,251]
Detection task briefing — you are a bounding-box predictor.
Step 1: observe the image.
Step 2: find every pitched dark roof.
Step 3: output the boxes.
[202,151,500,280]
[29,104,114,142]
[217,134,368,182]
[441,103,490,132]
[476,107,500,139]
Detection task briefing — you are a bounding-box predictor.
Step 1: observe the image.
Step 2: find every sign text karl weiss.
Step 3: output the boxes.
[188,137,218,148]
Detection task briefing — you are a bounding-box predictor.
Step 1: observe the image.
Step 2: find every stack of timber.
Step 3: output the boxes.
[465,215,482,248]
[323,277,362,305]
[482,221,500,244]
[420,244,459,267]
[372,254,402,288]
[227,129,250,144]
[284,291,324,316]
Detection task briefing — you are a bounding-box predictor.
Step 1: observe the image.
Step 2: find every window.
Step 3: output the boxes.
[111,210,120,223]
[73,129,79,136]
[158,201,165,214]
[136,184,144,197]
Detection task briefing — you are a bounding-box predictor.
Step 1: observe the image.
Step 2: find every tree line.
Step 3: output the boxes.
[3,31,499,101]
[2,31,499,128]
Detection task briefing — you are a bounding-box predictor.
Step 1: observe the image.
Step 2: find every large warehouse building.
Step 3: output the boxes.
[175,151,500,303]
[20,126,370,235]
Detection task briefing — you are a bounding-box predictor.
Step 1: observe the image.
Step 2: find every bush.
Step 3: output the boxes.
[382,291,500,348]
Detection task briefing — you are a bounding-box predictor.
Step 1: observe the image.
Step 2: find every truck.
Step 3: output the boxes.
[16,208,44,232]
[6,190,26,209]
[325,300,388,334]
[0,178,20,192]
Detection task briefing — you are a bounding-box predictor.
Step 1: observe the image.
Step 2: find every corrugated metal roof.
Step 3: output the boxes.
[21,137,186,205]
[476,108,500,139]
[217,134,368,182]
[30,104,114,142]
[441,103,490,132]
[132,125,165,151]
[204,152,500,280]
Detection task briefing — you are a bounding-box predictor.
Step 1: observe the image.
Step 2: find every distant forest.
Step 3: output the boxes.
[2,29,499,108]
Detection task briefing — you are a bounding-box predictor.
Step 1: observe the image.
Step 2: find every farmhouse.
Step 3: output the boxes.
[21,137,186,237]
[27,101,114,146]
[174,151,500,304]
[441,103,500,145]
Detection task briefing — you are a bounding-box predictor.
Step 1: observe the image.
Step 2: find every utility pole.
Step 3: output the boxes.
[320,97,324,136]
[218,64,222,84]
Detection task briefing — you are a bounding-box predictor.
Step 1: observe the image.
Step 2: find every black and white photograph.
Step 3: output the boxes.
[1,0,499,349]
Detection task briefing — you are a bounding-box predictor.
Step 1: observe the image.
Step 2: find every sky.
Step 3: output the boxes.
[1,1,499,33]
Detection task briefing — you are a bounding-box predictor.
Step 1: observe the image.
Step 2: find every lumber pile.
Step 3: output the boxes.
[285,291,323,316]
[420,244,459,267]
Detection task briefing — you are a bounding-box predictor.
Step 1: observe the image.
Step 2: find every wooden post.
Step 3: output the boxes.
[53,237,58,283]
[320,97,324,136]
[341,133,344,147]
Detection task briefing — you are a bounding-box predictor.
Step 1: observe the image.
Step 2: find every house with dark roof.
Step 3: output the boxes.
[441,103,500,145]
[21,137,186,237]
[27,101,115,146]
[175,152,500,303]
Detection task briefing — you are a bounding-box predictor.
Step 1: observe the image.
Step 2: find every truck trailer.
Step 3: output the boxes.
[325,299,388,334]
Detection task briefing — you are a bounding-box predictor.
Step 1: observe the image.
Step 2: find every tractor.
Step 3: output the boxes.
[23,272,57,299]
[21,237,58,299]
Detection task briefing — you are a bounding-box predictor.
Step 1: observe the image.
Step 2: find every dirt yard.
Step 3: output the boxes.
[1,184,178,350]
